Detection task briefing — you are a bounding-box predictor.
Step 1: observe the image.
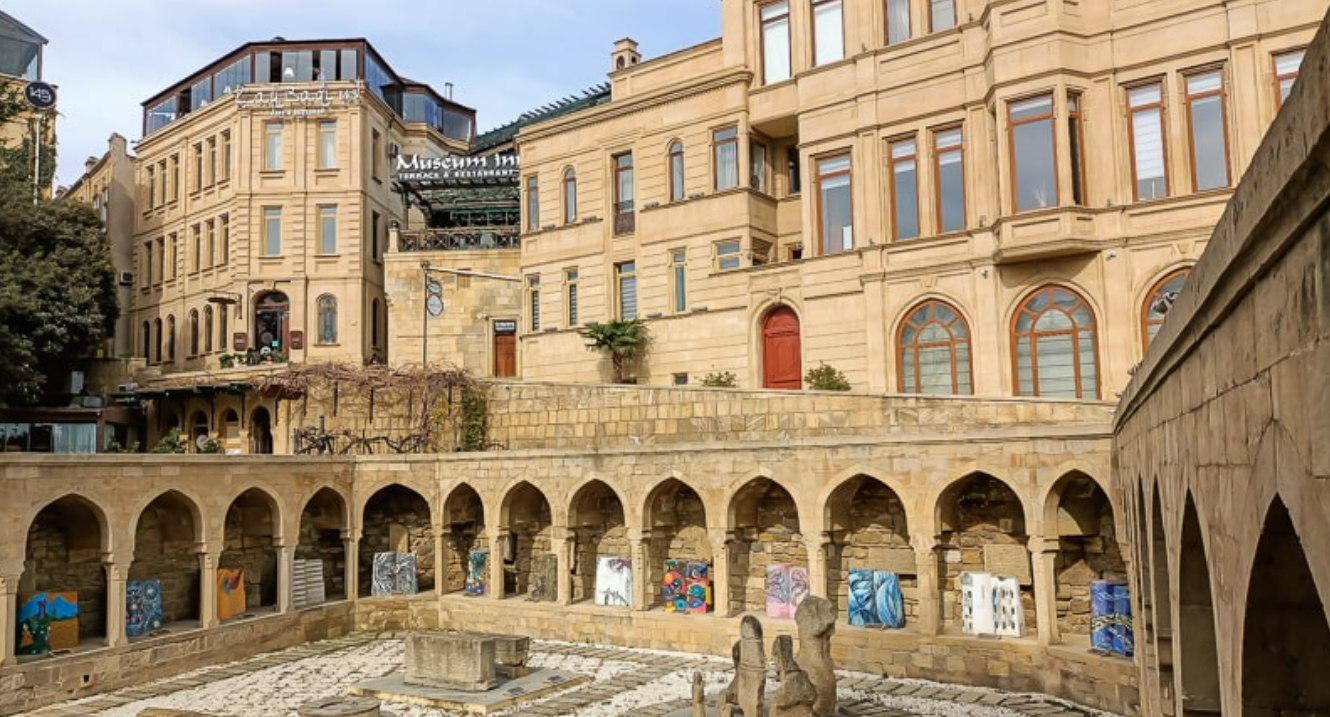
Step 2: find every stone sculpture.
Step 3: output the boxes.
[794,595,837,717]
[692,671,706,717]
[719,639,741,717]
[771,635,817,717]
[736,614,767,717]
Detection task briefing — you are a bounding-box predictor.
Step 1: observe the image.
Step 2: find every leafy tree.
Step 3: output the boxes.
[579,319,649,383]
[0,86,117,406]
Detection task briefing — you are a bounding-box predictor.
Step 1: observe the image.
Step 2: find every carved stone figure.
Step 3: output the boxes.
[719,615,766,717]
[692,670,706,717]
[794,595,837,717]
[771,635,817,717]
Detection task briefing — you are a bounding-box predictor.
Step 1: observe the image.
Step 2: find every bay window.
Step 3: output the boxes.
[1009,95,1057,211]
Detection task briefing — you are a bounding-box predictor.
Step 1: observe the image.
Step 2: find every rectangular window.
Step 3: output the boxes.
[1128,83,1168,201]
[669,250,687,313]
[930,0,955,32]
[1185,70,1230,192]
[143,241,153,285]
[205,219,215,268]
[563,170,577,223]
[889,137,919,240]
[191,224,201,273]
[220,131,231,181]
[371,129,382,180]
[1068,92,1087,206]
[319,205,337,254]
[371,210,382,261]
[264,122,282,171]
[934,128,965,233]
[169,154,179,202]
[616,261,638,320]
[816,154,853,255]
[669,143,685,201]
[716,240,743,271]
[318,121,337,169]
[157,161,166,206]
[787,147,802,194]
[526,175,540,230]
[886,0,910,44]
[1274,50,1305,108]
[812,0,844,66]
[614,153,635,235]
[146,166,156,209]
[155,237,164,283]
[167,234,177,280]
[527,275,541,331]
[565,268,579,327]
[206,137,217,186]
[1009,94,1058,211]
[751,142,768,193]
[192,143,203,192]
[263,207,281,256]
[714,127,739,190]
[219,214,230,264]
[761,1,791,84]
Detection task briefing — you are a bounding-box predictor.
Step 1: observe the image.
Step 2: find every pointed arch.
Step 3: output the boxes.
[131,489,203,629]
[728,477,803,616]
[1178,493,1221,715]
[498,481,553,599]
[442,482,486,595]
[296,487,348,602]
[23,494,111,645]
[644,476,710,611]
[568,480,627,604]
[359,483,434,597]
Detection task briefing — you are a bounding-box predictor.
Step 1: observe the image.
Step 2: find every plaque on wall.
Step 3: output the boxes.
[862,547,918,575]
[289,331,304,350]
[232,332,248,351]
[493,320,518,335]
[983,544,1033,585]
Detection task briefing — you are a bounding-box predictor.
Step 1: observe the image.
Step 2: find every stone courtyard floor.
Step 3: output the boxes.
[23,634,1120,717]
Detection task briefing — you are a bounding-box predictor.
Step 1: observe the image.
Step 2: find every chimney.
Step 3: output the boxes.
[84,156,99,173]
[611,38,641,73]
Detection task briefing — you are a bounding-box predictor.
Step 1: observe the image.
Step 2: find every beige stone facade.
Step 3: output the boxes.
[512,0,1322,395]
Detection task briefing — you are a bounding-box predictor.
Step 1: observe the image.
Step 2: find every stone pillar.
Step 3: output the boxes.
[198,550,219,628]
[628,528,651,611]
[554,527,574,606]
[1029,536,1061,645]
[489,528,507,600]
[0,571,20,666]
[805,531,833,599]
[103,560,130,647]
[434,524,448,597]
[709,529,733,617]
[342,530,359,602]
[276,544,295,613]
[911,534,941,635]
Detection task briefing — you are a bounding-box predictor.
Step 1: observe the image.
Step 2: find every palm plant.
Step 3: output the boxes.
[579,319,649,383]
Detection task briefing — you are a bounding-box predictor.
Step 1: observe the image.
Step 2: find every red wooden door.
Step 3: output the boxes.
[762,306,802,389]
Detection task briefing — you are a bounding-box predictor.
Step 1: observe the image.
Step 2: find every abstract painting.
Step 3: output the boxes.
[16,591,79,654]
[765,564,810,619]
[465,551,487,596]
[992,575,1024,637]
[961,571,995,636]
[1092,580,1134,657]
[1110,582,1134,657]
[684,561,711,614]
[216,568,246,621]
[662,560,685,612]
[125,580,163,638]
[371,552,397,597]
[846,569,904,628]
[595,556,632,607]
[396,553,418,594]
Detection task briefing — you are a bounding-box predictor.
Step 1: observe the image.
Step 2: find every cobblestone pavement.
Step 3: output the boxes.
[23,635,1116,717]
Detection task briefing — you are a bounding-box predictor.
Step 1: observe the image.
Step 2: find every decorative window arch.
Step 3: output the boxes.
[668,140,685,202]
[188,309,200,356]
[563,168,577,223]
[153,318,163,363]
[142,320,151,359]
[898,299,972,395]
[204,305,214,353]
[1012,285,1099,398]
[317,294,338,344]
[166,315,177,362]
[1142,267,1190,349]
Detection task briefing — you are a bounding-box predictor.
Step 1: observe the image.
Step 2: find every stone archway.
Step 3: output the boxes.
[1241,496,1330,716]
[131,491,202,633]
[21,496,108,651]
[936,473,1033,632]
[442,484,486,595]
[359,485,433,597]
[1177,495,1220,715]
[249,407,273,455]
[825,475,913,626]
[568,480,628,605]
[1150,485,1176,710]
[296,488,347,603]
[644,479,710,612]
[221,489,279,614]
[499,482,552,599]
[1047,472,1127,641]
[729,478,803,617]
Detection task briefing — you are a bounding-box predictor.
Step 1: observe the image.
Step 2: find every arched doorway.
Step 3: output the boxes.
[568,481,628,605]
[442,484,486,595]
[1242,497,1330,716]
[359,485,434,597]
[296,488,347,603]
[761,306,802,389]
[825,475,912,627]
[254,292,290,356]
[21,496,108,651]
[936,473,1032,633]
[645,479,710,612]
[250,408,272,455]
[1178,494,1220,716]
[1046,472,1127,641]
[499,482,553,599]
[221,489,279,616]
[131,491,202,634]
[728,478,803,616]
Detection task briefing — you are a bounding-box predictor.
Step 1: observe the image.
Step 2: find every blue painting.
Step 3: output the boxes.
[847,569,904,628]
[16,591,79,654]
[1092,580,1134,657]
[465,551,487,596]
[125,580,163,638]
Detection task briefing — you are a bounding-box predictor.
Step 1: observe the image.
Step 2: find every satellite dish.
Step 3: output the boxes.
[195,434,211,450]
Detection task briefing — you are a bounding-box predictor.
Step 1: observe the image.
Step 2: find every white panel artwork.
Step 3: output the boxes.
[961,571,995,636]
[992,575,1024,637]
[595,556,632,607]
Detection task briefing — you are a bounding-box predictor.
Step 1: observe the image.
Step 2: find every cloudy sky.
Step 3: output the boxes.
[14,0,718,186]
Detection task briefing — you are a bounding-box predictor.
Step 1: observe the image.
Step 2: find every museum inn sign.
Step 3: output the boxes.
[394,154,520,183]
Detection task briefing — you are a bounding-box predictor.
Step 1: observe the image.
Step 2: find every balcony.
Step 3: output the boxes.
[398,227,520,252]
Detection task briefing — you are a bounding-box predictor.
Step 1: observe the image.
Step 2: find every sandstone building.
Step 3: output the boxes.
[0,10,53,199]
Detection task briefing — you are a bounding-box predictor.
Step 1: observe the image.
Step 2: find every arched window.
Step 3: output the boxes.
[167,315,177,362]
[142,320,151,359]
[1142,267,1190,349]
[153,318,163,363]
[204,305,214,353]
[219,304,229,353]
[188,309,200,356]
[1012,285,1098,398]
[898,299,972,395]
[563,168,577,223]
[317,294,337,344]
[668,141,685,202]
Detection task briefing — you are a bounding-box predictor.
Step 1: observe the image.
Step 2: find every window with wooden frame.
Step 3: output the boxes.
[218,302,228,351]
[889,136,919,240]
[933,127,965,233]
[565,268,580,327]
[205,220,215,269]
[1142,267,1190,349]
[371,129,382,180]
[614,152,635,235]
[145,165,156,209]
[190,224,201,273]
[669,250,687,313]
[1008,94,1058,212]
[189,309,200,357]
[1067,92,1087,206]
[206,137,217,186]
[668,141,685,202]
[760,1,792,84]
[563,168,577,223]
[527,275,541,332]
[263,122,282,171]
[930,0,955,32]
[898,299,972,395]
[317,295,338,344]
[615,261,638,320]
[714,126,740,190]
[1184,69,1230,192]
[751,141,768,193]
[263,207,282,256]
[1012,285,1099,399]
[153,318,163,363]
[204,306,214,354]
[886,0,910,44]
[715,240,743,271]
[166,233,177,280]
[811,0,844,67]
[169,154,179,202]
[192,143,203,192]
[166,315,177,363]
[525,175,540,230]
[787,146,802,194]
[1274,49,1305,109]
[319,205,337,254]
[219,214,230,264]
[220,131,232,181]
[318,120,337,170]
[816,153,853,255]
[1127,82,1168,201]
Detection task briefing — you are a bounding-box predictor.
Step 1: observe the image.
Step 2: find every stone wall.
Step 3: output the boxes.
[358,485,435,595]
[220,490,278,609]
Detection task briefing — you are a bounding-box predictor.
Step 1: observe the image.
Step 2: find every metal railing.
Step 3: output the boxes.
[398,228,521,252]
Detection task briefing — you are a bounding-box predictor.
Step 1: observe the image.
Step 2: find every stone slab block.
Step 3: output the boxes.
[404,631,497,691]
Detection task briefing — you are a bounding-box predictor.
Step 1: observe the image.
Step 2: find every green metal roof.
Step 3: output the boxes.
[472,83,612,153]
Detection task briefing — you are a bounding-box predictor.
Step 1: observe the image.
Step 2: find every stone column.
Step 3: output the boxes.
[628,528,651,611]
[911,534,941,635]
[103,560,130,647]
[1029,536,1061,645]
[198,550,219,628]
[805,531,833,599]
[708,529,733,617]
[276,544,295,613]
[342,530,360,601]
[488,528,507,600]
[0,570,20,666]
[554,527,574,605]
[434,524,448,597]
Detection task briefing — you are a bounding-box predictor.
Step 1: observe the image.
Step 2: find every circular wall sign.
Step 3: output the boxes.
[23,81,57,111]
[425,280,442,295]
[426,295,445,317]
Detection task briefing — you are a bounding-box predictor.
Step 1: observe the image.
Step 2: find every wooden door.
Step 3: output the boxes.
[493,333,517,377]
[762,306,802,389]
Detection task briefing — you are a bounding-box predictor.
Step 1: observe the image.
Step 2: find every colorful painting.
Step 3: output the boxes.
[1110,582,1134,657]
[465,551,487,596]
[684,561,711,614]
[595,556,632,607]
[396,553,418,594]
[765,563,810,619]
[992,575,1024,637]
[1092,580,1134,657]
[961,571,995,636]
[125,580,163,638]
[16,591,79,654]
[371,552,397,597]
[847,569,904,628]
[217,568,246,621]
[662,560,685,612]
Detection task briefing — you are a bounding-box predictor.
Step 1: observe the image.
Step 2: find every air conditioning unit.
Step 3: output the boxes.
[117,382,140,393]
[117,270,134,286]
